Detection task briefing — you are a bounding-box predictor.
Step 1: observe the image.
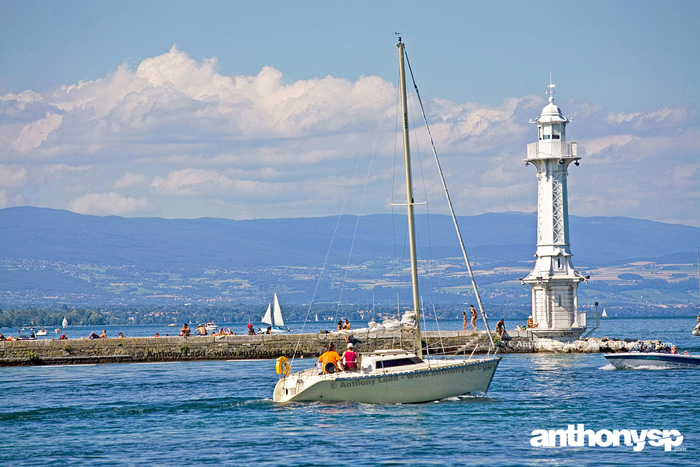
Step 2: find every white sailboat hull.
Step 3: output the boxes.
[274,356,501,404]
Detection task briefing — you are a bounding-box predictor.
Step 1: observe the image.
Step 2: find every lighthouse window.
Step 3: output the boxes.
[552,135,560,139]
[543,135,551,140]
[557,258,561,268]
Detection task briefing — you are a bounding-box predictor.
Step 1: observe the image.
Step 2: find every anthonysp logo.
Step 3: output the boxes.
[530,424,683,451]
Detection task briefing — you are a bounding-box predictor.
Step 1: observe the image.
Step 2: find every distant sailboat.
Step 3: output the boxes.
[62,317,68,327]
[601,309,608,318]
[261,293,291,333]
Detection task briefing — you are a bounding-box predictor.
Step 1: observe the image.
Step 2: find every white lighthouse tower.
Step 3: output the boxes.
[521,84,586,331]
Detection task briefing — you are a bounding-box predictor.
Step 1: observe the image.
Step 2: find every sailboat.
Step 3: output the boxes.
[601,309,608,318]
[262,293,292,333]
[272,38,501,404]
[62,317,68,327]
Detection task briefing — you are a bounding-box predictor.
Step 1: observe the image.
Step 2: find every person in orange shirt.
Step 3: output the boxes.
[318,342,344,373]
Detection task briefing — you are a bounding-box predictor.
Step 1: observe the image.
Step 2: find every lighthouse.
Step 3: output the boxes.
[521,84,586,331]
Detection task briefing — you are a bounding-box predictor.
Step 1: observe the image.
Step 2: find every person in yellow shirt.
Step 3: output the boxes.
[318,342,344,373]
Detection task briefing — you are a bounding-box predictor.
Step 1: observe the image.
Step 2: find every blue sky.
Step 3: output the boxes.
[1,0,698,226]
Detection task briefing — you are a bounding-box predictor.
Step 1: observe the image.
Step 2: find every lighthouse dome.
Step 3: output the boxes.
[537,97,567,123]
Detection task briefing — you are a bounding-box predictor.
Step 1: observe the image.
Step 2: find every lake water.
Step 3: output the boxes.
[1,316,698,466]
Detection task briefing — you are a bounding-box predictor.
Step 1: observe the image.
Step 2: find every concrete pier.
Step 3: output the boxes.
[0,330,644,366]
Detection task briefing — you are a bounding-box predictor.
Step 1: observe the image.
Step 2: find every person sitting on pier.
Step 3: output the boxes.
[526,316,537,328]
[179,324,191,337]
[495,319,505,339]
[118,332,126,338]
[0,332,5,341]
[266,326,272,334]
[342,343,359,372]
[318,342,344,374]
[343,319,351,330]
[195,324,207,336]
[337,320,343,332]
[247,324,256,335]
[58,334,67,340]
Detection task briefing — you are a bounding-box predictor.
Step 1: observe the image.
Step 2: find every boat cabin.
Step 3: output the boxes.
[360,350,424,374]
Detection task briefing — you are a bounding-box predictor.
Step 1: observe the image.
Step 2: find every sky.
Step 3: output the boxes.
[0,0,698,227]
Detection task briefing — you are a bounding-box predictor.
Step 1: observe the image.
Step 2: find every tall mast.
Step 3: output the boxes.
[397,38,422,358]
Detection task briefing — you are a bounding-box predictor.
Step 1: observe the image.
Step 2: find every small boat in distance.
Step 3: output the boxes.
[261,293,292,333]
[601,309,608,318]
[36,328,47,336]
[605,352,700,369]
[204,322,217,332]
[18,327,36,340]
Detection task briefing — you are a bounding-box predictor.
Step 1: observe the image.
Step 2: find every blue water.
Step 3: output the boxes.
[1,317,698,466]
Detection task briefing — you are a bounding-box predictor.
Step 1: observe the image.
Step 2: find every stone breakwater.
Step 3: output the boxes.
[0,330,644,366]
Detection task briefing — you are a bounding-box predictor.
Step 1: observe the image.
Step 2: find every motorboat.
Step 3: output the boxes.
[261,293,292,333]
[36,328,48,336]
[204,322,218,332]
[272,38,501,403]
[18,327,36,340]
[605,352,700,369]
[692,322,700,336]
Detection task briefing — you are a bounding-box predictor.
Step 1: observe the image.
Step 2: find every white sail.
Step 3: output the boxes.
[602,308,608,318]
[62,317,68,327]
[273,293,284,326]
[261,304,272,325]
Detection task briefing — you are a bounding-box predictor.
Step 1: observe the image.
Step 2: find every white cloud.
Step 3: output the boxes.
[68,192,151,216]
[0,46,696,226]
[150,168,233,196]
[114,172,148,189]
[0,164,28,188]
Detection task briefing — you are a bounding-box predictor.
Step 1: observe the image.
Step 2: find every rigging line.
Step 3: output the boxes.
[290,118,377,365]
[334,116,385,322]
[404,49,496,350]
[406,85,446,352]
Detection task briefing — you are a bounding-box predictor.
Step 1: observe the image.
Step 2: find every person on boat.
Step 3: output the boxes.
[179,323,190,337]
[343,319,351,330]
[684,350,690,356]
[495,319,505,339]
[195,324,207,336]
[470,305,478,331]
[318,342,344,373]
[247,324,256,335]
[462,311,468,331]
[341,343,359,372]
[670,345,678,354]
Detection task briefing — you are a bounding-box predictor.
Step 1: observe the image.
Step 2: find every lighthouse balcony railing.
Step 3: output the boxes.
[527,141,577,160]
